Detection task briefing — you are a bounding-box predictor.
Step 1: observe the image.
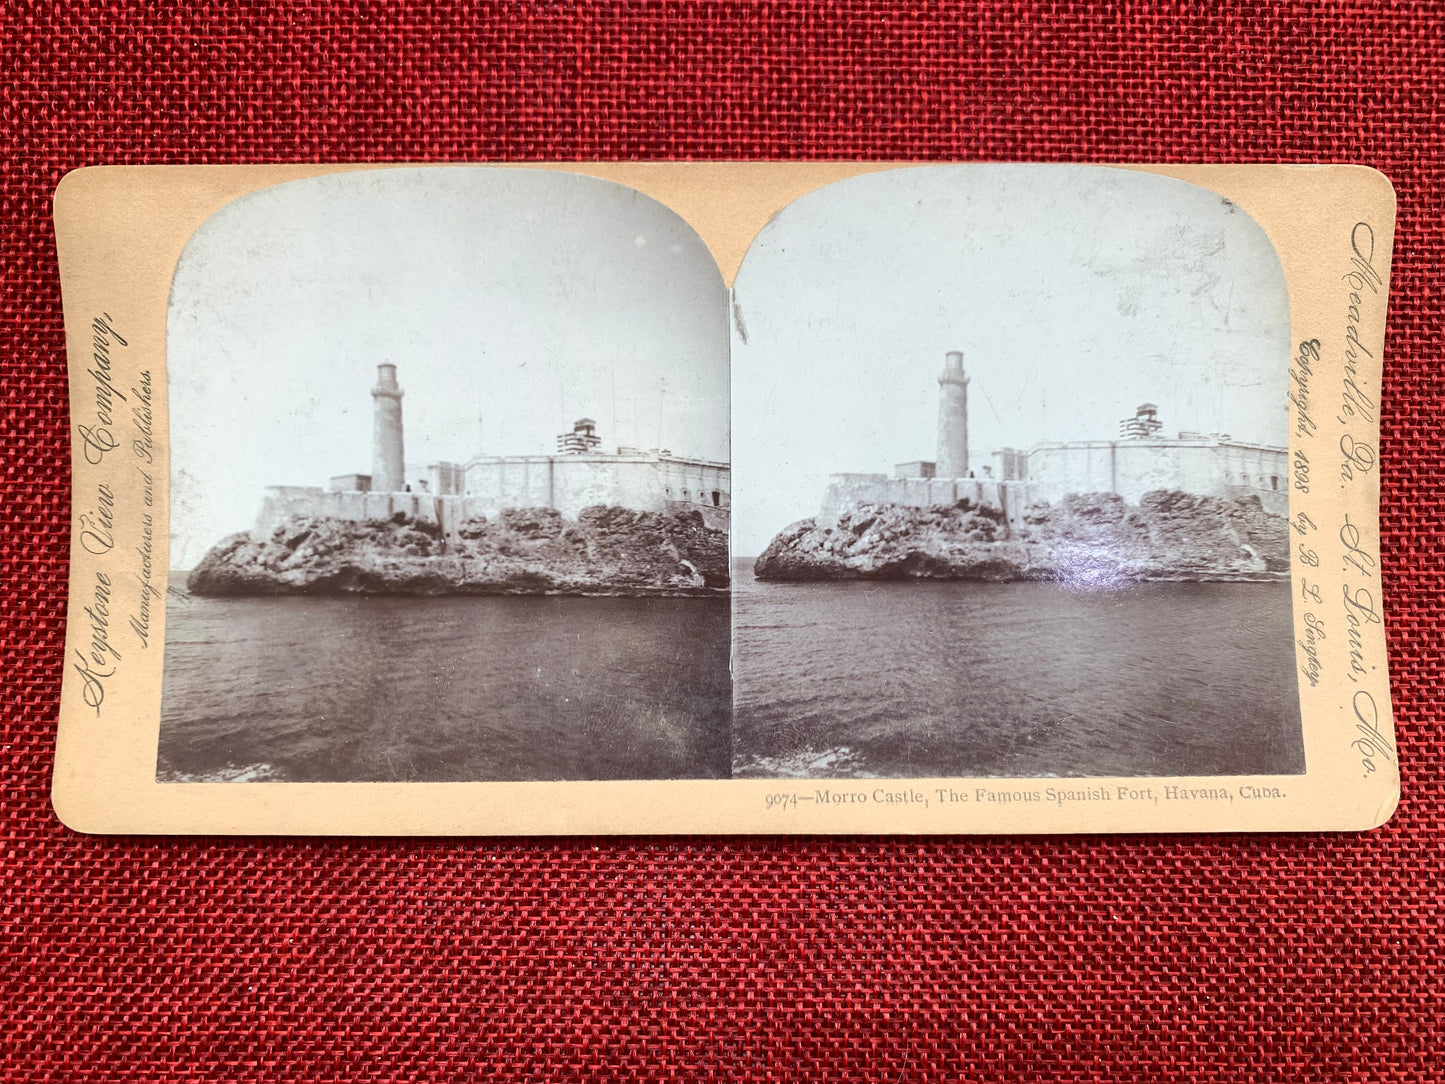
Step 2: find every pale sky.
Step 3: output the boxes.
[168,167,728,568]
[730,164,1291,555]
[169,165,1291,566]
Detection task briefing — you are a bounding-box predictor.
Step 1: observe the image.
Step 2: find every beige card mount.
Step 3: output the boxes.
[52,162,1397,834]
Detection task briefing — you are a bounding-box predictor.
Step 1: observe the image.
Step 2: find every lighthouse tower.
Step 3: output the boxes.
[936,350,969,478]
[371,363,406,493]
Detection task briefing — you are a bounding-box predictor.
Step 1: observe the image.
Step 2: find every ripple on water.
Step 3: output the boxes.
[731,567,1304,780]
[159,593,733,782]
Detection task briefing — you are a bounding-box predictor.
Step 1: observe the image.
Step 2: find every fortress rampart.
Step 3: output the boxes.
[462,454,728,521]
[1027,438,1288,515]
[257,454,730,541]
[821,356,1289,522]
[823,436,1288,523]
[250,365,730,542]
[821,475,1035,530]
[257,487,458,537]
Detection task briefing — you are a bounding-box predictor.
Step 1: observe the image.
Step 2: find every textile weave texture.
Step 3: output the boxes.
[3,4,1442,1080]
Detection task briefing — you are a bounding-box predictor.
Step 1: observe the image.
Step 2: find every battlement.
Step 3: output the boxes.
[254,366,730,539]
[821,474,1033,531]
[464,451,728,522]
[821,355,1288,522]
[822,431,1289,525]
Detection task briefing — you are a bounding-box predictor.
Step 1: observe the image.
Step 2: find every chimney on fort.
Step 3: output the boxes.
[371,363,405,493]
[936,350,969,478]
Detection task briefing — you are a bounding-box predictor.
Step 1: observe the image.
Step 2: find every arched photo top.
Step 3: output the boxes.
[165,166,730,570]
[728,163,1291,558]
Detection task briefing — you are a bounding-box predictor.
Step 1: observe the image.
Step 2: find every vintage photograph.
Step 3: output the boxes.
[52,162,1396,833]
[729,164,1307,780]
[158,167,732,782]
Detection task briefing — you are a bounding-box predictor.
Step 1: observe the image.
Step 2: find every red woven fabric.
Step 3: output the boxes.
[4,4,1442,1080]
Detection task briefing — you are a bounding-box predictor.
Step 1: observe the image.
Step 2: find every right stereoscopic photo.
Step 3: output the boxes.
[729,164,1306,780]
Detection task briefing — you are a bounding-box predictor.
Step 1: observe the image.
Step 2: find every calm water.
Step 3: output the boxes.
[161,567,1305,784]
[732,561,1305,779]
[159,580,731,782]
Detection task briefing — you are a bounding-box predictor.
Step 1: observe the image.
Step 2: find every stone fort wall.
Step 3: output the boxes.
[462,455,729,520]
[255,487,465,538]
[822,440,1289,522]
[1028,440,1288,516]
[255,456,731,541]
[820,475,1036,530]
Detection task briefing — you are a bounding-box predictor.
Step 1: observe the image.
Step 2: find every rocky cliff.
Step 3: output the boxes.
[188,506,729,597]
[752,491,1289,585]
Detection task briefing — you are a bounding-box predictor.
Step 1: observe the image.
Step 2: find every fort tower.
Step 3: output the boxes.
[936,349,969,478]
[371,363,405,493]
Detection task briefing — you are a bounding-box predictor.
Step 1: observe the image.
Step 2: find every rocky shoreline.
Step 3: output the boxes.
[752,490,1290,585]
[187,505,730,597]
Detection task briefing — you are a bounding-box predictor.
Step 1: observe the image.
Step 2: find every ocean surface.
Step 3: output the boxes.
[731,560,1305,779]
[158,576,732,782]
[160,566,1306,784]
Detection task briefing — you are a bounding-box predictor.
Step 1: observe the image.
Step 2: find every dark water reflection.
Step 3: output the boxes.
[732,562,1305,779]
[159,585,732,782]
[160,566,1305,785]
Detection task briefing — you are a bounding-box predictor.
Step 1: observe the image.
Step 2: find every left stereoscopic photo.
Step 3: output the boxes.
[158,168,732,783]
